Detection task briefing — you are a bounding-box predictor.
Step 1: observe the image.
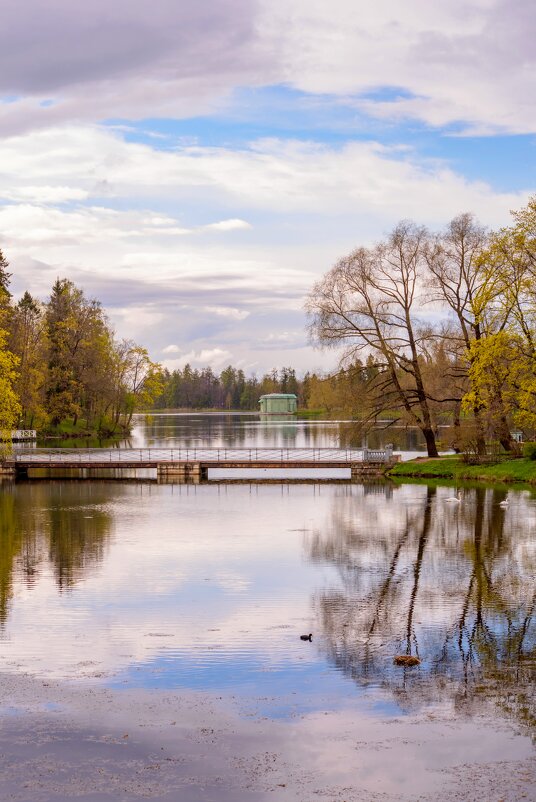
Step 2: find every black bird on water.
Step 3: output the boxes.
[300,633,313,641]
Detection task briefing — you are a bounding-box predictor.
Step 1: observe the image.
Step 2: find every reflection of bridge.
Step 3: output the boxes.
[4,446,395,481]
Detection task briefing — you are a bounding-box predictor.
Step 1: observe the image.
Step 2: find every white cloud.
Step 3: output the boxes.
[204,306,250,320]
[204,219,252,232]
[1,5,531,375]
[0,1,534,134]
[257,0,536,134]
[1,123,530,372]
[3,185,89,203]
[0,126,528,232]
[266,331,301,343]
[164,348,234,370]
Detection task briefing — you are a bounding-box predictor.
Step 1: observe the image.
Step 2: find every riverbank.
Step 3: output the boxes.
[388,455,536,484]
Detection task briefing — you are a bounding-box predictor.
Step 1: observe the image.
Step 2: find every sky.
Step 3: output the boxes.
[1,0,535,376]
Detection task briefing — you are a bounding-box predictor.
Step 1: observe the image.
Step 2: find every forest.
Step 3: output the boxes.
[154,364,303,410]
[0,264,162,438]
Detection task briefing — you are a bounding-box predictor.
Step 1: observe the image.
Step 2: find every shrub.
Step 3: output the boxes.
[523,442,536,460]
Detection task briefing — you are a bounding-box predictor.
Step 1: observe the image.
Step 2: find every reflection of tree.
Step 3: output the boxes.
[0,482,113,622]
[307,484,536,734]
[47,487,111,589]
[0,483,26,624]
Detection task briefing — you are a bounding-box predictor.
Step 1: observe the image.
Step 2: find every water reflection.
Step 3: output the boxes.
[0,482,112,622]
[307,483,536,734]
[36,412,450,453]
[133,412,334,449]
[0,478,533,737]
[130,412,437,453]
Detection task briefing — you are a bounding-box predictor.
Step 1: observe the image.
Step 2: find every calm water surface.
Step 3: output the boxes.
[2,415,534,739]
[128,412,435,454]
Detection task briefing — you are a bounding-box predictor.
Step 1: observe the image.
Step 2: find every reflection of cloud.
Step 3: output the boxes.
[0,483,324,679]
[1,475,534,741]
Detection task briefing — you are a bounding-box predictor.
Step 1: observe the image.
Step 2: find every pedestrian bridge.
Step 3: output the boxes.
[3,446,395,481]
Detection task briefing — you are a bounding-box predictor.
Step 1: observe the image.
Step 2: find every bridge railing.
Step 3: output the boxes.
[10,446,394,464]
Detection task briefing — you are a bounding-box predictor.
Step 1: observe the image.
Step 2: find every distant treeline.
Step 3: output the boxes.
[154,360,379,412]
[155,365,304,410]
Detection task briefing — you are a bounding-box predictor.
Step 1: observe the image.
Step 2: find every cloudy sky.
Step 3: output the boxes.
[1,0,534,375]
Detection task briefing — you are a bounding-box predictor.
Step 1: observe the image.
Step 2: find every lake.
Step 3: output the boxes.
[1,414,534,800]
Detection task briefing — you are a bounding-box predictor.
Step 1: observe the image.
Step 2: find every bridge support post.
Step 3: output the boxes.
[157,462,205,483]
[351,463,361,480]
[351,462,387,479]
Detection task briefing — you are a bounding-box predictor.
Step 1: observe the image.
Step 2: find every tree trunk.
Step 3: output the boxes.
[473,407,487,455]
[451,402,461,453]
[498,415,513,452]
[422,426,439,457]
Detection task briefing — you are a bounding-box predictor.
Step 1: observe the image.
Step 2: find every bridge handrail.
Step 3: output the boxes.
[10,446,394,463]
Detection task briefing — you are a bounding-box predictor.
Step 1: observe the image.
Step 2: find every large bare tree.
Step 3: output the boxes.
[307,222,444,457]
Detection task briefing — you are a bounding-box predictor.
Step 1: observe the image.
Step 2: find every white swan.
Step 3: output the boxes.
[499,498,509,508]
[445,490,462,503]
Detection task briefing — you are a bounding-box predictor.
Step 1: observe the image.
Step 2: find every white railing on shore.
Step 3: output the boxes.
[1,430,37,441]
[11,445,394,464]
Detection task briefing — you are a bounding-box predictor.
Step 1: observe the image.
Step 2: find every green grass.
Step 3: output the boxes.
[296,408,325,418]
[39,418,129,441]
[388,455,536,484]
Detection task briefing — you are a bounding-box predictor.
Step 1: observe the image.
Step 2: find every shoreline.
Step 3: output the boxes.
[387,455,536,485]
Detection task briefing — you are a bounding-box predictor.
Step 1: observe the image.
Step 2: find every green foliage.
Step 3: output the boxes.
[522,442,536,460]
[0,249,163,438]
[0,316,21,435]
[155,365,306,410]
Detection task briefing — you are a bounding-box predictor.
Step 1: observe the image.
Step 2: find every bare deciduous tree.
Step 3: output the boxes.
[307,222,445,457]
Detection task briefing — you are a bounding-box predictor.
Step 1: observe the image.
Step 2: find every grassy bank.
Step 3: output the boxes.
[38,418,130,442]
[388,455,536,484]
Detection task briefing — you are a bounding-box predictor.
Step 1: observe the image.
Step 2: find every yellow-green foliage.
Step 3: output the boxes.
[0,311,21,434]
[462,196,536,434]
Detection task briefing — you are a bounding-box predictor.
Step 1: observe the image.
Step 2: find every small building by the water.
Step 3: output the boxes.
[259,393,298,415]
